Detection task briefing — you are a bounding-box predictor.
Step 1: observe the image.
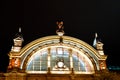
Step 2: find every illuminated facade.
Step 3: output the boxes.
[1,22,108,80]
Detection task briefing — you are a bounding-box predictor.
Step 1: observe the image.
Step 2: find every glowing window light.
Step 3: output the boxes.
[26,46,95,74]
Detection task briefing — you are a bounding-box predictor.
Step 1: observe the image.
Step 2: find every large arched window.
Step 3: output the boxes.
[26,48,48,71]
[26,46,94,74]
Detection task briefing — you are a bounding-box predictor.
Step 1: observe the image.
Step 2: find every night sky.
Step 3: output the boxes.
[0,0,120,72]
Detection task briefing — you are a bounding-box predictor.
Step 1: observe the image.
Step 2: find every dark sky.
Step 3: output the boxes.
[0,0,120,72]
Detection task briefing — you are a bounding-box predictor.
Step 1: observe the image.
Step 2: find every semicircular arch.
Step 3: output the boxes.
[19,35,101,72]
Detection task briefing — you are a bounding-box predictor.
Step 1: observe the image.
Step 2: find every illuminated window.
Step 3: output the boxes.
[26,47,94,74]
[26,49,48,71]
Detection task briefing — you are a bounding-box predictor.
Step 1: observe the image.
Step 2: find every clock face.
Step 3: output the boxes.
[57,61,64,68]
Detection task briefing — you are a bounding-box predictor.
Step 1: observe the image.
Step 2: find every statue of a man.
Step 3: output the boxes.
[56,21,64,33]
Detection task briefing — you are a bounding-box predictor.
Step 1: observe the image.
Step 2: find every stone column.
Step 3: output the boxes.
[47,48,51,74]
[69,49,74,74]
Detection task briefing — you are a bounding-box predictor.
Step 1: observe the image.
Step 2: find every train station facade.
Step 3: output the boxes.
[0,22,112,80]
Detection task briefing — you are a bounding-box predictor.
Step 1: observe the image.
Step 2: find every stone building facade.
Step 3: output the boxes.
[1,22,117,80]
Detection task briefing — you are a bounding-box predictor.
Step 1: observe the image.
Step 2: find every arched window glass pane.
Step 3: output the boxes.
[26,47,94,73]
[51,47,70,71]
[26,49,48,71]
[72,51,86,72]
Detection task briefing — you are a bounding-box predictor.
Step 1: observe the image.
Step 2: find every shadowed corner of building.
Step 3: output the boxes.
[0,53,9,72]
